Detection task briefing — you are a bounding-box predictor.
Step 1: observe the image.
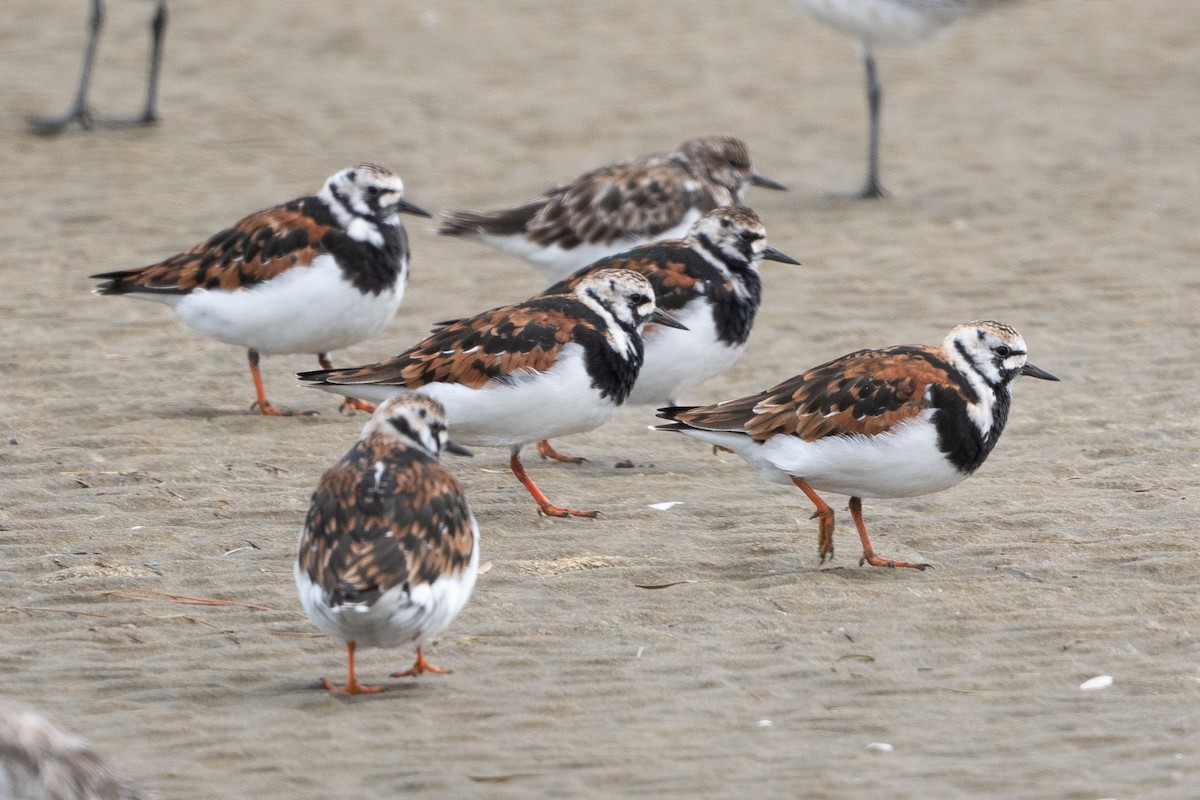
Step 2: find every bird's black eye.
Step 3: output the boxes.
[365,185,380,197]
[995,345,1012,358]
[631,293,649,306]
[740,231,759,244]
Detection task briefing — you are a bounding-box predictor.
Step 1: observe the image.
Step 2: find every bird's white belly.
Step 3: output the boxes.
[481,212,701,282]
[172,255,404,354]
[679,413,965,499]
[628,299,743,405]
[320,344,621,447]
[794,0,968,45]
[294,518,479,649]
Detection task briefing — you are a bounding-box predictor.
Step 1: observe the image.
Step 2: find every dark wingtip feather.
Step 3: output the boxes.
[296,369,332,384]
[655,405,696,423]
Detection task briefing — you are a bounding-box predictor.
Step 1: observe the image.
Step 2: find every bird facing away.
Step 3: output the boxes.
[91,163,431,416]
[299,269,687,518]
[531,205,801,464]
[793,0,1013,198]
[295,393,479,695]
[658,321,1058,569]
[0,698,158,800]
[30,0,168,136]
[437,135,787,281]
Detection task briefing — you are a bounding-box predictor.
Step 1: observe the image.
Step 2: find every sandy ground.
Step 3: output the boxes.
[2,1,1199,798]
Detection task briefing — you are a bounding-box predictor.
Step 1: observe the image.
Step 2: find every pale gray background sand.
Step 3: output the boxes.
[2,1,1198,798]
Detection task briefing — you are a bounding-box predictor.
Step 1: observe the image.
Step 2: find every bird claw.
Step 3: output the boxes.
[250,401,317,416]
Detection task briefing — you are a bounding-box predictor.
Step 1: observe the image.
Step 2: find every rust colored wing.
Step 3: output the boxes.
[91,197,336,295]
[669,345,958,442]
[297,437,475,607]
[300,295,588,390]
[543,240,706,313]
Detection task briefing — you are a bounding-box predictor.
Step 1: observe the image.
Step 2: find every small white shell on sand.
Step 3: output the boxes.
[865,742,894,752]
[1080,675,1114,691]
[648,502,681,511]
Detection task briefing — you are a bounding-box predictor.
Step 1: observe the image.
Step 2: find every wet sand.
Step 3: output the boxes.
[2,1,1199,797]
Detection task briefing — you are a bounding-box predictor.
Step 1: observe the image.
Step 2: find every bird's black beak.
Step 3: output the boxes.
[750,172,788,191]
[443,439,474,457]
[395,197,433,218]
[649,308,689,330]
[1021,362,1059,381]
[763,245,801,265]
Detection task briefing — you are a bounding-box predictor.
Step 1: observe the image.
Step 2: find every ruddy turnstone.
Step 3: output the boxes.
[437,135,787,281]
[91,163,430,416]
[0,698,157,799]
[30,0,168,136]
[532,205,801,464]
[793,0,1012,198]
[657,321,1058,569]
[295,393,479,695]
[299,268,686,518]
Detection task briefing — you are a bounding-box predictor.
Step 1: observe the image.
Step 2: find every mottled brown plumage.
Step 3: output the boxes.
[93,201,334,294]
[671,345,953,443]
[295,393,479,693]
[437,136,786,280]
[315,300,585,392]
[298,436,475,607]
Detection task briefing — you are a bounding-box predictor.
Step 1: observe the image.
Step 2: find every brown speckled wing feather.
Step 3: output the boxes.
[91,199,333,294]
[304,296,584,390]
[526,158,712,249]
[673,345,950,442]
[298,436,475,607]
[543,241,701,312]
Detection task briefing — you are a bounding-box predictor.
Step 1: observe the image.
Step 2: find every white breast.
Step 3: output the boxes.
[316,343,623,447]
[171,254,405,355]
[677,411,966,499]
[627,298,744,405]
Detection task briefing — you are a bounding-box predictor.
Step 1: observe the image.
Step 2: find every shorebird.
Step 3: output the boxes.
[300,269,686,518]
[91,163,430,416]
[793,0,1012,198]
[30,0,168,136]
[295,394,479,695]
[658,321,1058,569]
[0,698,158,799]
[437,135,786,281]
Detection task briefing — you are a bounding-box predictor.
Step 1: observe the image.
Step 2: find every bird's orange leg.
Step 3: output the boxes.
[323,641,384,695]
[510,449,598,518]
[247,349,315,416]
[790,477,836,563]
[848,497,930,571]
[536,439,587,464]
[317,354,376,414]
[392,645,451,678]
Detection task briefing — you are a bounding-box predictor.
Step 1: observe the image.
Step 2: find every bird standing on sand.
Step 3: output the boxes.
[437,135,787,281]
[299,269,686,519]
[793,0,1012,198]
[658,321,1058,569]
[295,393,479,695]
[31,0,168,136]
[91,163,430,416]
